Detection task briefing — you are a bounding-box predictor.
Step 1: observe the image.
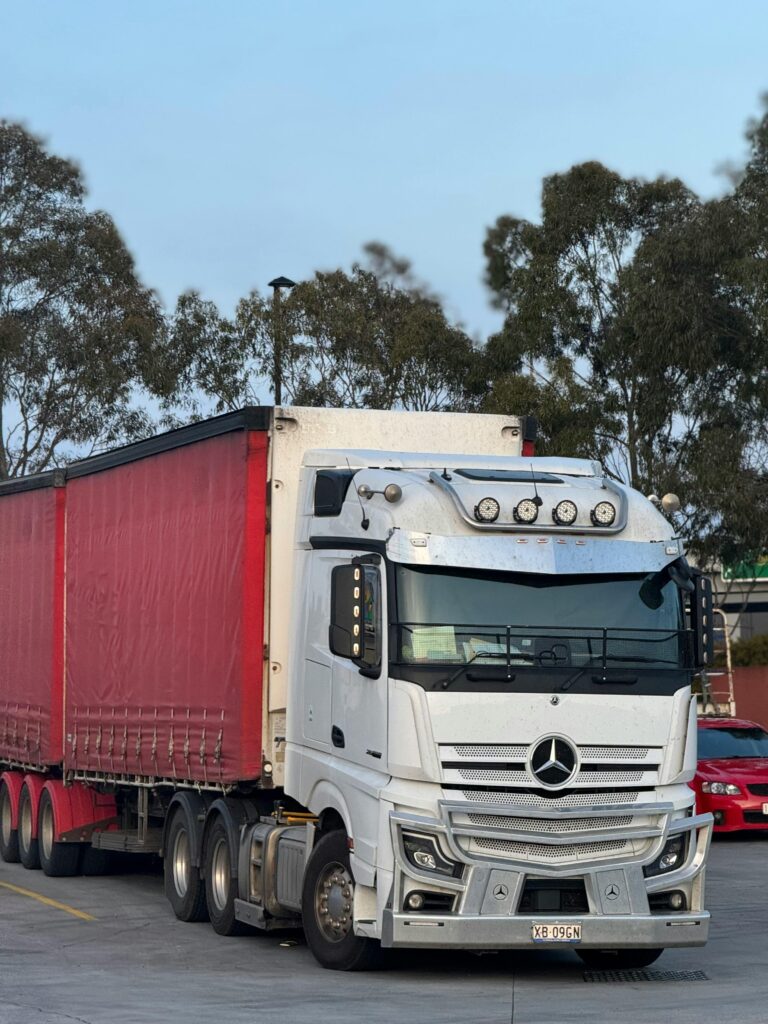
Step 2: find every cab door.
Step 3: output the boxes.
[329,554,388,773]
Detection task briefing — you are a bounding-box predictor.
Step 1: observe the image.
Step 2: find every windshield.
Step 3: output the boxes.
[394,565,686,672]
[698,727,768,759]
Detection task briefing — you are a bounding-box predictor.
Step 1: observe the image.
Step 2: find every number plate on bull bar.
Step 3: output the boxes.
[532,922,582,943]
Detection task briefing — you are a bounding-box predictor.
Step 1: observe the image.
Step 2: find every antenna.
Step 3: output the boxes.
[347,458,370,531]
[530,463,543,507]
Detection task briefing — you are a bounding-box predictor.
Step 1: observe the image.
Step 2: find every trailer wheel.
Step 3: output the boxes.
[575,947,663,970]
[37,789,82,877]
[203,817,247,936]
[0,780,20,863]
[17,784,40,870]
[164,808,208,922]
[301,830,382,971]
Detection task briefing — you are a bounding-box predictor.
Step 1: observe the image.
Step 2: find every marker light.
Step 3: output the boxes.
[552,500,578,526]
[474,497,500,523]
[514,498,539,524]
[590,500,616,526]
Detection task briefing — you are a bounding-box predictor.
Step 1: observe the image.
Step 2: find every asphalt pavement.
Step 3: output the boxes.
[0,833,766,1024]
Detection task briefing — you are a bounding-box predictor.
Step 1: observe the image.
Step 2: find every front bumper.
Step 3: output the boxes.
[382,805,712,950]
[382,910,709,949]
[699,792,768,831]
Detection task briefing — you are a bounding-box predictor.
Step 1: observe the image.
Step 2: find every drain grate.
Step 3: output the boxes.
[584,969,709,983]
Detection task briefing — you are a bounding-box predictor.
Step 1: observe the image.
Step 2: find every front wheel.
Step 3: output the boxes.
[576,947,664,970]
[301,830,382,971]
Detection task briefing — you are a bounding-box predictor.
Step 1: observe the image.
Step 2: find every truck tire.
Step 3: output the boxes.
[203,816,247,936]
[301,830,382,971]
[576,947,663,970]
[0,779,20,863]
[165,807,208,923]
[17,784,40,870]
[38,789,82,877]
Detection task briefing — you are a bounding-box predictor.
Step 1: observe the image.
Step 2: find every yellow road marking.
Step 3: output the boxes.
[0,880,95,921]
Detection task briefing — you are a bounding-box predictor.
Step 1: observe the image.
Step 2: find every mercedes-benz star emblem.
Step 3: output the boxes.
[529,736,577,788]
[493,884,509,900]
[605,884,620,900]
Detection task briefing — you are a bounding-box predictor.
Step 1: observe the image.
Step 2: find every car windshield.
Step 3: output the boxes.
[698,727,768,759]
[394,565,687,670]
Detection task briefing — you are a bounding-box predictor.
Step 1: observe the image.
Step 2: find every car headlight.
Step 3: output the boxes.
[401,831,463,878]
[702,781,742,796]
[644,835,687,878]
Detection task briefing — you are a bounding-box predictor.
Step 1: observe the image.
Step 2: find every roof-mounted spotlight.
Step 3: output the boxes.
[474,497,500,523]
[590,500,616,526]
[514,498,539,524]
[552,500,578,526]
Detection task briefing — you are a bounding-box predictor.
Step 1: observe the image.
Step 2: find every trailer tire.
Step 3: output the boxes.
[203,816,248,936]
[575,947,663,970]
[0,779,20,863]
[301,830,382,971]
[38,789,82,877]
[17,784,40,870]
[165,808,208,923]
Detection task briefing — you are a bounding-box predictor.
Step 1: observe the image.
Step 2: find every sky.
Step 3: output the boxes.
[2,0,767,342]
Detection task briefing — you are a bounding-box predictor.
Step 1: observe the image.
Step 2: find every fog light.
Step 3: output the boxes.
[402,831,463,878]
[644,835,687,878]
[669,892,685,910]
[713,810,724,825]
[406,892,425,910]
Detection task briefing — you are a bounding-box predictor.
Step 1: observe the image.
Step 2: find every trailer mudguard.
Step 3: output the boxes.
[42,779,117,842]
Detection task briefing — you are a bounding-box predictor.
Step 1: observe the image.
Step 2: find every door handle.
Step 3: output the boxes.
[331,725,345,748]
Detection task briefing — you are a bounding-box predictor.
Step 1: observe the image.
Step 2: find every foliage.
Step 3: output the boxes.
[482,133,768,567]
[166,246,481,415]
[728,634,768,668]
[0,121,165,479]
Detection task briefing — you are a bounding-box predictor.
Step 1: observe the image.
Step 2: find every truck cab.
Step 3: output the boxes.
[281,443,713,968]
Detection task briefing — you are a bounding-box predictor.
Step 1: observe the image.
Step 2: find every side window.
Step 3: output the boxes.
[329,561,382,675]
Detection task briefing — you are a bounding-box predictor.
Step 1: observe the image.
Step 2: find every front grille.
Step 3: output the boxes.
[468,813,634,832]
[472,837,629,860]
[743,811,768,824]
[453,767,645,786]
[747,784,768,796]
[458,789,643,807]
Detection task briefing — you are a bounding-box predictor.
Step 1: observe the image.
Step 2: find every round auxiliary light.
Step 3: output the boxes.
[406,892,425,911]
[514,498,539,524]
[474,497,500,523]
[590,500,616,526]
[552,500,578,526]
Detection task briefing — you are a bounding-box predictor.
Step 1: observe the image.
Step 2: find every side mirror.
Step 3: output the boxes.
[689,573,714,670]
[329,562,382,676]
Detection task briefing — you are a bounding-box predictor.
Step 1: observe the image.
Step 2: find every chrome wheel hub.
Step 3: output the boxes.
[0,790,11,844]
[315,861,354,942]
[172,826,190,898]
[211,837,230,912]
[41,801,54,859]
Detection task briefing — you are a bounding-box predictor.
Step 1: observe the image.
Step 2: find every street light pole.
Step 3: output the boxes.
[268,276,296,407]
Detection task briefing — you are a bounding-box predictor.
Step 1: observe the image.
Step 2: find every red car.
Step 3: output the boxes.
[694,717,768,831]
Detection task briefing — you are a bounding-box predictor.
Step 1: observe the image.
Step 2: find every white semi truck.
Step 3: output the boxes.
[0,406,713,971]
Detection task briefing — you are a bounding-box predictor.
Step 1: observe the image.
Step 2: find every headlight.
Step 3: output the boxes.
[644,835,687,878]
[702,781,742,796]
[401,831,463,878]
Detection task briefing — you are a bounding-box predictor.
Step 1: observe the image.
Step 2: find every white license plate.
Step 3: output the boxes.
[762,802,768,815]
[532,922,582,943]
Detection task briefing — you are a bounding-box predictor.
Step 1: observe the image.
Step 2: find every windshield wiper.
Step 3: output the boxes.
[439,652,516,689]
